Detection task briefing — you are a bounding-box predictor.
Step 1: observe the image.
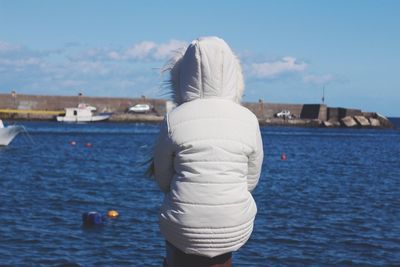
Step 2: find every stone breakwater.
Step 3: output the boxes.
[263,114,393,129]
[0,93,394,128]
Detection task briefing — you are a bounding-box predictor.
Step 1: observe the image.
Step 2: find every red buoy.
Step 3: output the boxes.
[281,153,287,160]
[85,143,93,148]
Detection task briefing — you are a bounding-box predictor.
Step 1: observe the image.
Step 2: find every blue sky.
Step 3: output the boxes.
[0,0,399,116]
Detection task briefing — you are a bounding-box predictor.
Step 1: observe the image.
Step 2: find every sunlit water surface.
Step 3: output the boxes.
[1,121,399,266]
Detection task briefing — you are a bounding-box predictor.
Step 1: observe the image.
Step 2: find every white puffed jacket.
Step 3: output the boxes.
[154,37,263,258]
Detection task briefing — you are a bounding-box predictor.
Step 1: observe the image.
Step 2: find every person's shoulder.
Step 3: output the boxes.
[234,103,260,125]
[164,101,193,126]
[165,101,190,119]
[167,99,259,127]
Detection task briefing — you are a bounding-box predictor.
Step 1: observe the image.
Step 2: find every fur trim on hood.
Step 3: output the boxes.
[164,36,244,105]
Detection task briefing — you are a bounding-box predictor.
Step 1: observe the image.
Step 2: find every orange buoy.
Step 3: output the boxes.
[85,143,93,148]
[281,153,287,160]
[107,210,119,218]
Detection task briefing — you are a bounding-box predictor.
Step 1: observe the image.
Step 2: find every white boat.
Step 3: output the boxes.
[0,119,24,146]
[56,103,111,122]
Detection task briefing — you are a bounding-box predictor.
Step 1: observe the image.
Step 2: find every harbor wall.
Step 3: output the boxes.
[1,93,310,120]
[0,93,394,128]
[0,94,166,114]
[327,107,362,121]
[243,101,304,120]
[243,102,329,121]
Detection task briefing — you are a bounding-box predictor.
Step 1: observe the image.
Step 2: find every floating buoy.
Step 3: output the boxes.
[85,143,93,148]
[69,141,77,146]
[82,211,104,226]
[107,210,119,218]
[281,153,287,160]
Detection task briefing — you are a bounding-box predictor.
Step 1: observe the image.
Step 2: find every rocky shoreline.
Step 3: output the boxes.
[261,113,395,129]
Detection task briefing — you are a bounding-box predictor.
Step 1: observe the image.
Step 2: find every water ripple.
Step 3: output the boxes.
[1,122,399,266]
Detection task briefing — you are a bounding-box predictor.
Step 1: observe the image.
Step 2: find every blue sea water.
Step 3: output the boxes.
[1,122,399,266]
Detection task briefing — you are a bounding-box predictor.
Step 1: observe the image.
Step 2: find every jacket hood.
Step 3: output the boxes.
[167,36,244,105]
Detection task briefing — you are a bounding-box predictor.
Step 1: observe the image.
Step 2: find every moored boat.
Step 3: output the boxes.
[56,103,111,122]
[0,119,23,146]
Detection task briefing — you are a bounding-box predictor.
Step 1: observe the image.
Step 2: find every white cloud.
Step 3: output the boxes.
[125,41,157,60]
[153,39,187,60]
[0,40,171,96]
[2,39,339,99]
[108,51,121,60]
[0,41,21,53]
[303,74,334,85]
[70,40,187,62]
[74,61,110,75]
[70,48,108,61]
[0,40,55,63]
[124,40,187,61]
[249,57,307,79]
[0,57,44,68]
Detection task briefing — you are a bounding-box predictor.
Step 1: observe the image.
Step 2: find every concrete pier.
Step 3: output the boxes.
[0,93,394,128]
